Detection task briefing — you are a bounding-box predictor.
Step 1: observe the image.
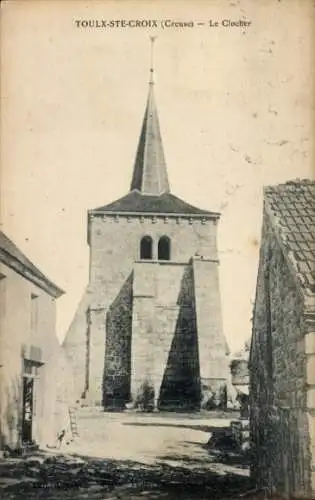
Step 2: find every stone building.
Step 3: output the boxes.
[249,180,315,498]
[0,231,73,451]
[230,344,250,418]
[230,344,250,388]
[63,68,229,410]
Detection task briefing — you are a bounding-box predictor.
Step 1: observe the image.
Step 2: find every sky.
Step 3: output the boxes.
[1,0,314,353]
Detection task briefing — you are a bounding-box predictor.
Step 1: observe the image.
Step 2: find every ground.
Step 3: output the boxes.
[0,408,257,499]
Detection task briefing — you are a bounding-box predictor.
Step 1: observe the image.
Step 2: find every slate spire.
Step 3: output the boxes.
[130,37,170,195]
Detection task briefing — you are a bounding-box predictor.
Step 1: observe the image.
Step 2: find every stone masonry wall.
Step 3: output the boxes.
[88,214,218,314]
[131,261,163,404]
[86,307,106,405]
[305,322,315,495]
[131,262,200,410]
[158,264,200,410]
[89,215,218,293]
[250,212,312,498]
[64,212,220,408]
[193,257,229,406]
[103,274,133,409]
[62,288,92,401]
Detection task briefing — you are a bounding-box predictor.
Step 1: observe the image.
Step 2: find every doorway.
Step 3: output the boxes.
[22,376,34,444]
[22,359,41,445]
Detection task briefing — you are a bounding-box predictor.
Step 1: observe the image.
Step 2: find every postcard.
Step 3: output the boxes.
[0,1,314,498]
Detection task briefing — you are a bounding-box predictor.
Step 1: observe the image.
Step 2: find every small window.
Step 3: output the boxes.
[31,294,39,334]
[140,236,153,260]
[158,236,171,261]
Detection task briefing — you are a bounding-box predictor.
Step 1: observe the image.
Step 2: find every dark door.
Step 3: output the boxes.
[22,376,34,444]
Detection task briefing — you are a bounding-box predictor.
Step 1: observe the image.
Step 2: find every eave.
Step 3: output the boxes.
[88,209,220,220]
[0,249,64,299]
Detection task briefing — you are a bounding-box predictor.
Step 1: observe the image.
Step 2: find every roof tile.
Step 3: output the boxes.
[91,190,218,217]
[265,179,315,297]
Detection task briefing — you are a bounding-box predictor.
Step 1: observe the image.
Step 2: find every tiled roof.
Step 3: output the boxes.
[264,179,315,297]
[90,190,219,217]
[0,231,64,297]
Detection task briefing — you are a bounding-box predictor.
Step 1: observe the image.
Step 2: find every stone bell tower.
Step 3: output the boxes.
[63,40,229,409]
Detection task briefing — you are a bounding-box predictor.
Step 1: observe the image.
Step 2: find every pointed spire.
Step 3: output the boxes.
[130,37,170,196]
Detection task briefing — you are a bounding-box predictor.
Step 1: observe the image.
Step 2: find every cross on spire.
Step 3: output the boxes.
[149,35,157,85]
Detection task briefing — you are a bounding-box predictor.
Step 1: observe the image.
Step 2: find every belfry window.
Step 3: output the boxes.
[158,236,171,261]
[140,236,153,260]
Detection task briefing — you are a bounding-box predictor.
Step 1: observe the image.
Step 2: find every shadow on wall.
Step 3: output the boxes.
[101,263,225,412]
[158,264,201,411]
[102,273,133,410]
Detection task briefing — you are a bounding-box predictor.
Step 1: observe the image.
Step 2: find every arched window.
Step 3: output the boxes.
[158,236,171,261]
[140,236,153,260]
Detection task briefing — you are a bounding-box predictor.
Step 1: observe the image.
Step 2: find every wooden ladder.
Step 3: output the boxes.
[68,406,79,438]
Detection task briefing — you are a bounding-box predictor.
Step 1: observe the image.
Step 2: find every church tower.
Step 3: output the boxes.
[63,42,229,410]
